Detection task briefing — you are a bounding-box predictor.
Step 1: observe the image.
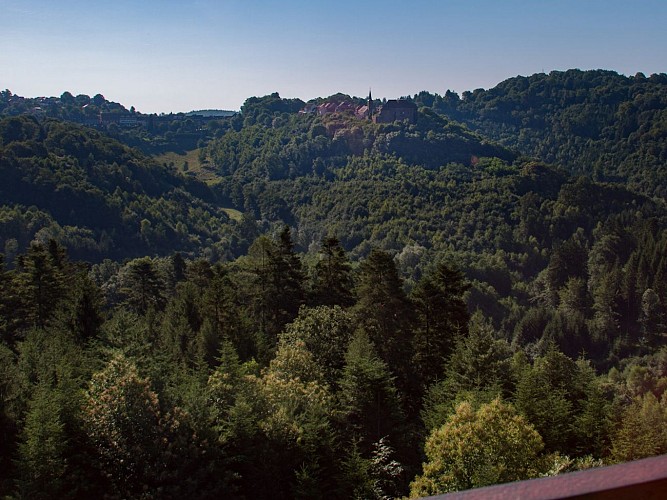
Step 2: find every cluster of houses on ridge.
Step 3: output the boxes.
[10,90,417,128]
[300,92,418,124]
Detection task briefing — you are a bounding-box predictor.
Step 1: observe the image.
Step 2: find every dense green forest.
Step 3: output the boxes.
[0,89,235,155]
[1,69,667,498]
[416,69,667,198]
[0,116,250,262]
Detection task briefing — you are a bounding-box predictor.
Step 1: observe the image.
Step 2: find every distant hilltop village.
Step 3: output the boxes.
[1,91,237,129]
[300,91,418,124]
[3,89,418,129]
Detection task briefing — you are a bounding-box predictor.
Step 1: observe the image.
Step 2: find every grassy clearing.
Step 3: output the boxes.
[154,149,221,186]
[222,208,243,221]
[154,148,203,171]
[154,149,242,221]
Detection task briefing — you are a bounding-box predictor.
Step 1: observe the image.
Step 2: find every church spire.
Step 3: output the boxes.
[368,88,373,120]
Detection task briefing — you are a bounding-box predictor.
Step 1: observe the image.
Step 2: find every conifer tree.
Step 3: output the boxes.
[513,346,607,456]
[0,254,12,341]
[208,340,252,440]
[354,249,414,390]
[311,236,355,307]
[61,271,104,342]
[338,331,405,455]
[272,225,306,330]
[170,252,187,284]
[246,235,277,348]
[207,341,262,494]
[589,262,621,355]
[120,257,166,315]
[17,384,67,499]
[14,242,67,330]
[514,358,573,454]
[0,343,20,492]
[421,312,512,431]
[185,258,213,295]
[612,392,667,462]
[246,228,306,348]
[411,262,470,388]
[571,359,611,458]
[202,264,251,360]
[639,288,664,348]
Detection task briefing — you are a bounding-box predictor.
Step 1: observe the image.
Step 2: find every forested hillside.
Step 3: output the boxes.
[415,69,667,198]
[0,89,235,154]
[1,73,667,498]
[198,93,667,367]
[0,116,247,262]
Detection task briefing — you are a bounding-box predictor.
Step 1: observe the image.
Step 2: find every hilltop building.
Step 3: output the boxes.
[373,99,417,124]
[299,90,417,124]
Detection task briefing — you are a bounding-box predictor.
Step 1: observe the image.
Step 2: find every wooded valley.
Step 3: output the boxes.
[1,69,667,498]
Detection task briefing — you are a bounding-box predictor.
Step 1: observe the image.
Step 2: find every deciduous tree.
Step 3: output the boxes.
[409,398,544,497]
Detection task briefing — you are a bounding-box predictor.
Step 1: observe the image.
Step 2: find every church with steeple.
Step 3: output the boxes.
[300,89,417,124]
[367,89,373,120]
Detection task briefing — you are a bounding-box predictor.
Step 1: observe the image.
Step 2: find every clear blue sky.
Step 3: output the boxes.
[2,0,665,113]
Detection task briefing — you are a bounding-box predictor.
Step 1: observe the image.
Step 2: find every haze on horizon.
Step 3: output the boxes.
[1,0,665,114]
